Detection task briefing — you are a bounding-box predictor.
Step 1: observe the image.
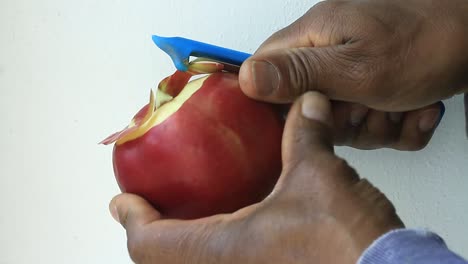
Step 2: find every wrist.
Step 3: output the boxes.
[357,229,448,264]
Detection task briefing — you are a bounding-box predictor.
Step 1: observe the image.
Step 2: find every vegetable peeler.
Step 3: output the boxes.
[152,35,252,73]
[152,35,468,138]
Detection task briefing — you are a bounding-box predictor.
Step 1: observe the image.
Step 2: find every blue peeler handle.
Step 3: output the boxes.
[152,35,252,72]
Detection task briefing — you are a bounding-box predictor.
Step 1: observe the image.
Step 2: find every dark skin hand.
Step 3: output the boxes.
[110,0,468,263]
[327,100,443,150]
[111,92,403,264]
[239,0,468,150]
[240,0,468,110]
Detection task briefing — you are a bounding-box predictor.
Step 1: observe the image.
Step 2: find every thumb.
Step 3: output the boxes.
[281,91,335,170]
[279,91,359,192]
[239,46,363,104]
[109,193,162,230]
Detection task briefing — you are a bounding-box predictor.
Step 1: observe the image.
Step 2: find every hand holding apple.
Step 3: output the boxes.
[109,92,404,264]
[101,57,443,220]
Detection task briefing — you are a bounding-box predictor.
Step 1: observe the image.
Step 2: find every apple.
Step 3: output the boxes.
[101,60,283,219]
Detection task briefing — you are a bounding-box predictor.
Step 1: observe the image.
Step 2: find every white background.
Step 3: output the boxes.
[1,0,467,263]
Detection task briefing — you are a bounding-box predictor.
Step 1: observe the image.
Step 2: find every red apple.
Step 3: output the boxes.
[102,66,283,219]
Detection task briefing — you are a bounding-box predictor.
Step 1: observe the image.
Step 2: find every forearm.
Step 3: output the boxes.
[358,229,468,264]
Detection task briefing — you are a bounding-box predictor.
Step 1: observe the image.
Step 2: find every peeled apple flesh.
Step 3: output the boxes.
[101,60,283,219]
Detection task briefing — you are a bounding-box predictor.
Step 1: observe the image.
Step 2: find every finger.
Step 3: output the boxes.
[333,102,401,149]
[239,45,368,104]
[126,214,230,263]
[332,102,444,150]
[111,196,234,263]
[110,193,162,231]
[281,91,334,169]
[278,91,360,193]
[391,102,444,151]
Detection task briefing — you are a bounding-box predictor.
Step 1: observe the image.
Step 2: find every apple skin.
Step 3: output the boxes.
[112,73,283,219]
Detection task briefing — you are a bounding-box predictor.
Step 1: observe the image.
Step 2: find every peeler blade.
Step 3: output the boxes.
[152,35,251,72]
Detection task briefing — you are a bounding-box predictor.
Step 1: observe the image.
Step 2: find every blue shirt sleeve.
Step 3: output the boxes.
[357,229,468,264]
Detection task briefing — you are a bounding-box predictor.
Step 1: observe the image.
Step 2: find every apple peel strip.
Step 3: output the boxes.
[100,59,226,145]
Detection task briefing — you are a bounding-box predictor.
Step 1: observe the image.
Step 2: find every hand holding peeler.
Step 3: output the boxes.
[152,35,468,137]
[152,35,251,73]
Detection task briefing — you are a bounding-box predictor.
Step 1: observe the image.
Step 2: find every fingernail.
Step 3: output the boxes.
[389,112,403,124]
[302,91,331,123]
[252,60,279,96]
[350,105,369,126]
[418,108,442,133]
[109,201,120,223]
